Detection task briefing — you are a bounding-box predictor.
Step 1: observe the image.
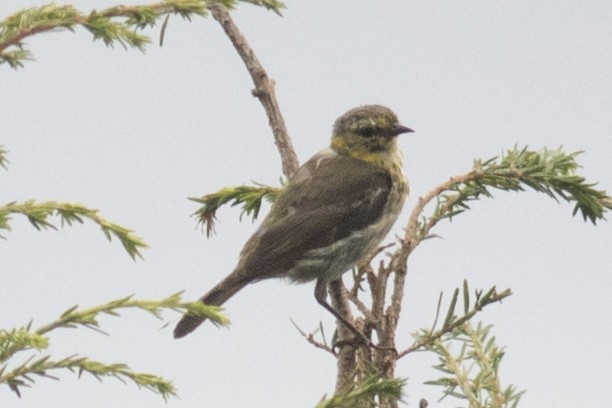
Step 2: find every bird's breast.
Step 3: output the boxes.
[287,173,408,283]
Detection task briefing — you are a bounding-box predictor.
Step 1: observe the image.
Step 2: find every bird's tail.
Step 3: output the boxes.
[174,271,249,338]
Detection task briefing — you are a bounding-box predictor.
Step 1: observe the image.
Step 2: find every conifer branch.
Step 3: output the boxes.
[239,0,286,15]
[0,200,148,260]
[35,292,229,335]
[0,0,285,69]
[315,374,405,408]
[190,184,280,236]
[0,293,229,399]
[398,280,512,358]
[0,145,9,170]
[1,354,176,400]
[421,321,525,408]
[405,146,612,252]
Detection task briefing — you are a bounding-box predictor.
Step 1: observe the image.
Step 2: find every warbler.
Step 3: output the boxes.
[174,104,412,339]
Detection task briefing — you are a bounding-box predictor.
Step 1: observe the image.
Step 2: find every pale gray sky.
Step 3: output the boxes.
[2,1,611,407]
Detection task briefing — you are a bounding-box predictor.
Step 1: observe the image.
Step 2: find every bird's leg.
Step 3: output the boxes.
[314,278,373,348]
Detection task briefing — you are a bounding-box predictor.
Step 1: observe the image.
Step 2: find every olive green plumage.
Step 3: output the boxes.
[174,105,412,339]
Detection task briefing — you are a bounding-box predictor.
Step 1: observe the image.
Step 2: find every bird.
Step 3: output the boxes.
[174,104,412,340]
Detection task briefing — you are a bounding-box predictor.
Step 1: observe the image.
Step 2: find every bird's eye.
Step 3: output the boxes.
[358,127,376,137]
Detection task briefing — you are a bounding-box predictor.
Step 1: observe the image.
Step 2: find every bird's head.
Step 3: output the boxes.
[331,105,413,161]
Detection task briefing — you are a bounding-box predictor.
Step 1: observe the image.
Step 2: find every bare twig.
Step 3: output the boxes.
[344,284,372,320]
[349,265,368,298]
[208,2,299,177]
[404,172,479,252]
[289,318,337,356]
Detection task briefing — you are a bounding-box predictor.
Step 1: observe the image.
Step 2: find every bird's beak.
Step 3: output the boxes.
[396,124,414,135]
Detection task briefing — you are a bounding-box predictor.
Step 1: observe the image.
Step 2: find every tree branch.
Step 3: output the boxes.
[289,319,337,357]
[397,284,512,359]
[329,279,360,393]
[0,1,212,67]
[0,200,148,260]
[208,2,299,177]
[0,1,284,69]
[0,293,226,399]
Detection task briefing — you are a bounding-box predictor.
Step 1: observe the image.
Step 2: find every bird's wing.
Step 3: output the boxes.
[238,152,392,276]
